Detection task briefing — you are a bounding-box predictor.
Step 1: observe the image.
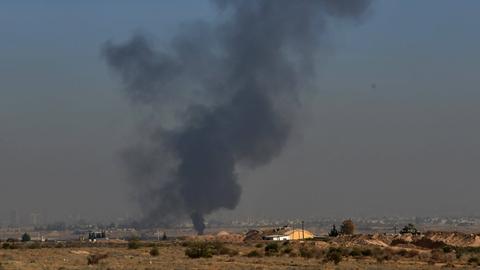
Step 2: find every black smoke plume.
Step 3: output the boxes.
[103,0,371,234]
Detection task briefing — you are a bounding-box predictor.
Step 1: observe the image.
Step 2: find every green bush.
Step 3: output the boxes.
[254,243,263,248]
[127,238,140,249]
[184,241,236,258]
[299,245,315,258]
[328,225,339,237]
[87,254,108,265]
[361,248,373,256]
[21,233,31,242]
[349,248,362,257]
[282,246,293,254]
[325,248,342,265]
[442,245,453,253]
[185,242,214,258]
[150,246,159,256]
[28,242,41,249]
[264,242,279,255]
[217,245,238,257]
[1,242,17,250]
[399,223,420,235]
[246,250,262,257]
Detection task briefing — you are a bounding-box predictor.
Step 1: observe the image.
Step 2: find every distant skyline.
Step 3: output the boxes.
[1,1,480,223]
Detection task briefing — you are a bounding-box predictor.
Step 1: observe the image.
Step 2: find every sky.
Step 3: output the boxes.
[0,0,480,224]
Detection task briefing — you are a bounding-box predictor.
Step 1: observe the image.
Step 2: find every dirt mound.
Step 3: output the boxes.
[331,234,391,247]
[412,237,446,249]
[423,231,480,247]
[244,230,263,241]
[216,231,230,236]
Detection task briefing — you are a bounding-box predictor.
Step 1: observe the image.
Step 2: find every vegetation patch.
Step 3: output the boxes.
[87,254,108,265]
[468,256,480,266]
[149,246,160,256]
[264,242,279,256]
[325,247,342,265]
[246,249,263,257]
[184,241,238,259]
[127,238,141,249]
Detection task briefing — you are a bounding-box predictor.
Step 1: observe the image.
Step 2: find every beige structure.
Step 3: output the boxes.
[284,229,315,240]
[245,227,315,241]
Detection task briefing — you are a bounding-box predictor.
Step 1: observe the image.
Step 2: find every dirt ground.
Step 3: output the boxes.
[0,241,477,270]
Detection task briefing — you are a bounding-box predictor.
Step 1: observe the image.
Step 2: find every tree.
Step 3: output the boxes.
[21,232,31,242]
[340,219,355,235]
[328,225,339,237]
[399,223,419,235]
[162,231,167,241]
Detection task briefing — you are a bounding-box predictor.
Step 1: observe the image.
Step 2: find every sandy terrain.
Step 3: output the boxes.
[0,236,479,270]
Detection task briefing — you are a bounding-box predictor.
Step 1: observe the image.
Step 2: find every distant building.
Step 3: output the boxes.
[263,234,290,241]
[88,231,107,242]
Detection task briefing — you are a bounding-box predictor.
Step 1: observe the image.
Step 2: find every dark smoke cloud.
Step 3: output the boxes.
[103,0,371,234]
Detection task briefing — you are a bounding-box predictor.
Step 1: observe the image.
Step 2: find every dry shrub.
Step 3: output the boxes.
[444,262,456,268]
[128,238,140,249]
[87,253,108,265]
[185,242,213,258]
[282,246,293,255]
[407,249,420,258]
[55,242,66,248]
[391,238,409,246]
[418,251,431,261]
[442,245,454,253]
[289,250,299,257]
[413,238,446,249]
[299,245,323,259]
[397,248,419,258]
[264,242,279,256]
[361,248,373,257]
[149,246,159,256]
[349,247,362,257]
[246,249,263,257]
[468,256,480,266]
[27,242,41,249]
[218,245,239,257]
[185,241,237,258]
[325,248,342,265]
[374,248,394,263]
[430,249,454,264]
[2,243,17,250]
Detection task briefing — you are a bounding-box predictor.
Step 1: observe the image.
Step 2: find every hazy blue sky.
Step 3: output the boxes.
[1,1,480,224]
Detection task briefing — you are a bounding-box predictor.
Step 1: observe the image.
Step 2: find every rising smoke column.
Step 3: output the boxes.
[103,0,371,234]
